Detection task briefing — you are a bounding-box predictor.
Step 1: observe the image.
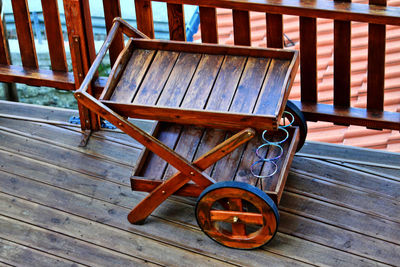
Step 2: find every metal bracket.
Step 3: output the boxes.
[69,116,116,129]
[79,130,92,147]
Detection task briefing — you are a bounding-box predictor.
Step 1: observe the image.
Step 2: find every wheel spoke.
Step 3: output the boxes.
[210,210,264,225]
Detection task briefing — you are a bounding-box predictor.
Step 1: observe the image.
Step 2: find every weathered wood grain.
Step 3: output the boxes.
[111,49,156,102]
[286,171,400,223]
[0,238,83,267]
[133,51,179,104]
[157,52,201,107]
[280,191,400,246]
[0,214,155,266]
[291,157,400,201]
[229,57,271,113]
[0,170,300,266]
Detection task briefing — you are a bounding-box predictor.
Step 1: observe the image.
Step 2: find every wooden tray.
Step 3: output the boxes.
[131,123,299,204]
[100,38,298,131]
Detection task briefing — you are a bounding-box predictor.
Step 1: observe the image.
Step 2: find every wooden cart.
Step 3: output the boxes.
[75,18,306,249]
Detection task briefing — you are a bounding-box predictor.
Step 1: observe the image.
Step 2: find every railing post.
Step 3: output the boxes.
[299,17,317,104]
[64,0,99,130]
[135,0,155,39]
[367,0,386,112]
[333,0,351,109]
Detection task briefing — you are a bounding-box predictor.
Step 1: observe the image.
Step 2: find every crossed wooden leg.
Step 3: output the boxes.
[75,91,256,224]
[128,128,255,224]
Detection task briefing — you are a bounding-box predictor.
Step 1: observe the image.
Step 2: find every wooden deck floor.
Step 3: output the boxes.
[0,100,399,267]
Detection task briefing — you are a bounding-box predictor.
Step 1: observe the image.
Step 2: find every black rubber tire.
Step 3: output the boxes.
[195,181,279,249]
[285,100,307,152]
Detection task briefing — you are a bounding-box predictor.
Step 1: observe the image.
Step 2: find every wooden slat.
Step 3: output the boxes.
[0,16,10,65]
[154,0,400,25]
[41,0,68,72]
[110,49,156,102]
[137,53,201,180]
[167,3,186,41]
[291,100,400,130]
[367,0,386,112]
[138,123,182,179]
[100,39,136,100]
[254,59,290,116]
[103,0,125,67]
[180,54,224,108]
[199,7,218,43]
[161,54,225,180]
[206,55,247,110]
[11,0,38,68]
[133,50,179,104]
[162,126,203,180]
[0,65,75,90]
[232,10,251,46]
[157,53,202,107]
[333,17,351,108]
[135,0,155,38]
[299,16,317,103]
[229,57,271,113]
[266,13,283,48]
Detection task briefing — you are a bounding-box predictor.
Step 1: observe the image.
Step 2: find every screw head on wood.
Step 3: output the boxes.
[190,171,194,176]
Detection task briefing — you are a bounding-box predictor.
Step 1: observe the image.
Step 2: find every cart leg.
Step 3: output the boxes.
[128,128,255,224]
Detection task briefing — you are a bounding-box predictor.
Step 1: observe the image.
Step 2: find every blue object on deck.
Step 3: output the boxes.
[69,116,117,129]
[186,7,200,42]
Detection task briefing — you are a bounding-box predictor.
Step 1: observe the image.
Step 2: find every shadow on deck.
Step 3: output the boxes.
[0,100,399,266]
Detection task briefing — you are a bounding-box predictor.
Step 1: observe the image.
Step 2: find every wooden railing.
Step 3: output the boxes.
[0,0,399,131]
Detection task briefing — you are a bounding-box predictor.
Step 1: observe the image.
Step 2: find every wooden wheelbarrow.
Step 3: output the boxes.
[75,18,306,249]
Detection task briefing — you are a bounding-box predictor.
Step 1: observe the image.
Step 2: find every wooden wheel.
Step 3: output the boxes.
[285,100,308,151]
[195,181,279,249]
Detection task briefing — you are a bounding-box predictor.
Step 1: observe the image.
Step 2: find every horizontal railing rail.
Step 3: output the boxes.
[0,0,399,131]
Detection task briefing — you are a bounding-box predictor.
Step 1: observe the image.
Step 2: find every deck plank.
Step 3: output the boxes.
[0,117,142,166]
[291,157,400,201]
[0,238,83,267]
[1,103,400,266]
[0,193,218,267]
[280,191,400,245]
[0,170,304,266]
[286,171,400,223]
[0,214,154,267]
